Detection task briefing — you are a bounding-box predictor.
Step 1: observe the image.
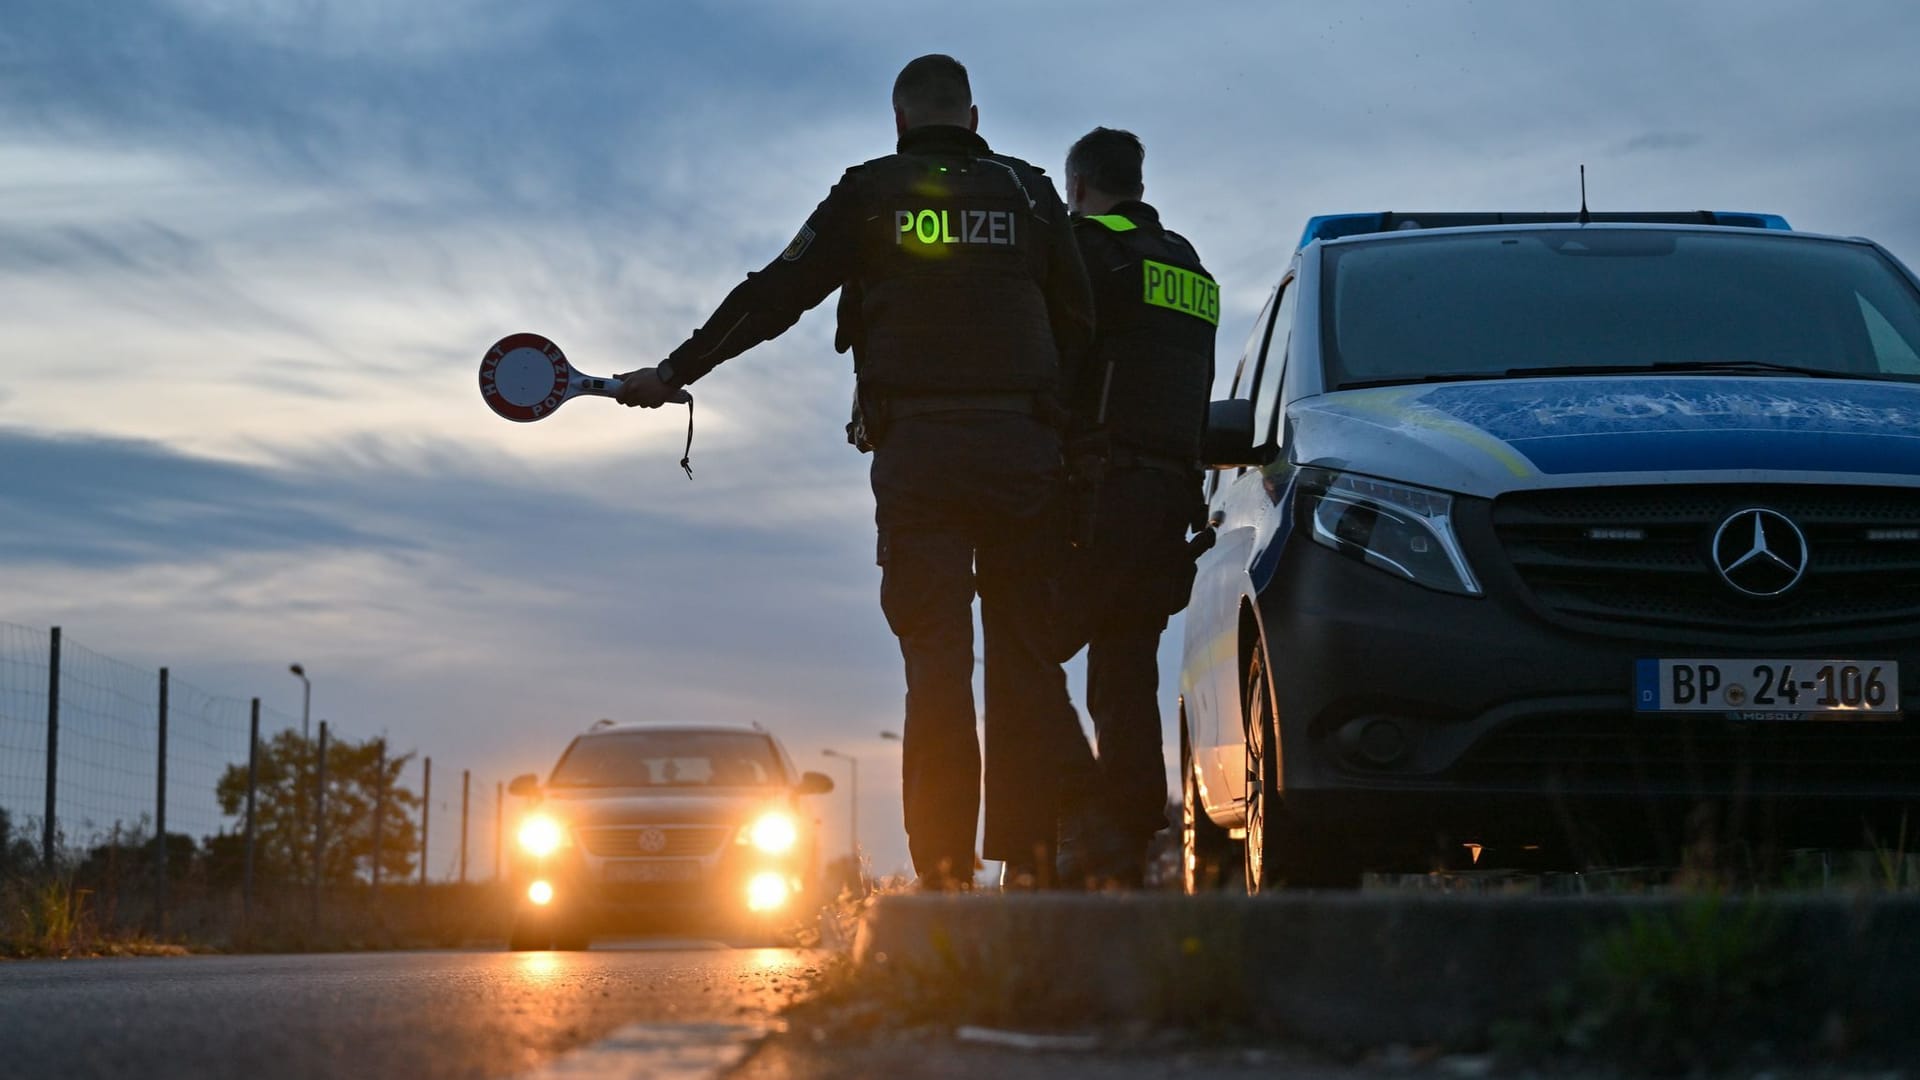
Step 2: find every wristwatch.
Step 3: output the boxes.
[656,359,679,387]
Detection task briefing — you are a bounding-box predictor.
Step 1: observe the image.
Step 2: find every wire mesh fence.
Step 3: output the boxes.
[0,621,50,854]
[51,636,160,848]
[0,621,517,947]
[165,680,254,850]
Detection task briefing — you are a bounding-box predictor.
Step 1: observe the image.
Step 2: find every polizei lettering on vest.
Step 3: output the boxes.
[1142,259,1221,325]
[894,208,1017,248]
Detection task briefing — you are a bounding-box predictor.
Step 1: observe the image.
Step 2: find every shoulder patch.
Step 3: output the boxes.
[781,224,816,262]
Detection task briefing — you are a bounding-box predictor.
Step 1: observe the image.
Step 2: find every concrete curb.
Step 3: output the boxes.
[853,893,1920,1050]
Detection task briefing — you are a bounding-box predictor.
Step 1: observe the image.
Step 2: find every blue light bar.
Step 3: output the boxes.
[1297,210,1793,250]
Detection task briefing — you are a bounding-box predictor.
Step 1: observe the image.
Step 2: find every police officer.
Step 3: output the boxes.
[616,55,1094,889]
[1055,127,1218,886]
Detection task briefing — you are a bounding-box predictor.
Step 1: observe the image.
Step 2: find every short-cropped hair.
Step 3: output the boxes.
[892,55,972,122]
[1067,127,1146,196]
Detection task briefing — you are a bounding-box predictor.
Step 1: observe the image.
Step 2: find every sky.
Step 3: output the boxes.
[3,0,1920,878]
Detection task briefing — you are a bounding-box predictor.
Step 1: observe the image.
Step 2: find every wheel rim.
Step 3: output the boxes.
[1182,735,1202,894]
[1243,656,1269,893]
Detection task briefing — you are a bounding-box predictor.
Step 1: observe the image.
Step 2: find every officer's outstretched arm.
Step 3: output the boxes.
[658,174,861,387]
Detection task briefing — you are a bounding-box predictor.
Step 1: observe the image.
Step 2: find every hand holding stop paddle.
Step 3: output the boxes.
[478,332,696,477]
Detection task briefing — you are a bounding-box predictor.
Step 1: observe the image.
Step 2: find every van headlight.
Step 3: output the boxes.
[740,812,798,855]
[1302,468,1481,596]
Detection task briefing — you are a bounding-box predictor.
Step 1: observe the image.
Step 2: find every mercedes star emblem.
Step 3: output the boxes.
[637,828,668,854]
[1711,508,1810,598]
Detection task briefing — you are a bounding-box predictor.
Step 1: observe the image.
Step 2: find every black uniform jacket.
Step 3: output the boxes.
[659,125,1094,395]
[1069,199,1218,462]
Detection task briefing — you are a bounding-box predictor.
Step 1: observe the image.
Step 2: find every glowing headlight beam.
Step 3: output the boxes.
[518,814,565,858]
[746,871,790,912]
[746,812,798,855]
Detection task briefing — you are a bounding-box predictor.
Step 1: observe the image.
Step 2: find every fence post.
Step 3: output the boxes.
[459,769,470,885]
[419,756,431,887]
[155,666,169,933]
[494,780,503,883]
[371,738,385,899]
[312,720,328,933]
[42,626,60,869]
[243,697,260,923]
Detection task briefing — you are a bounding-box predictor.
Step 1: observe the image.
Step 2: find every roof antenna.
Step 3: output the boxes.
[1578,164,1591,225]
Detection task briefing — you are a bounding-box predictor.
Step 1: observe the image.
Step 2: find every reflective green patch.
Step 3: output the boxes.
[893,208,1019,252]
[1085,214,1137,232]
[1142,260,1219,325]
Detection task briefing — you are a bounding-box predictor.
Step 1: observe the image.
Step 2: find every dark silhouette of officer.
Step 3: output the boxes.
[1054,127,1219,886]
[617,56,1093,888]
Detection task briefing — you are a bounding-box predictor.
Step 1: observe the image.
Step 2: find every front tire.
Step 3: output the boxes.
[1242,640,1362,891]
[551,921,592,951]
[509,913,552,952]
[1181,712,1235,893]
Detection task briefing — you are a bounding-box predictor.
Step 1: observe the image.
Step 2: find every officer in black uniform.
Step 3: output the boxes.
[616,56,1094,889]
[1054,128,1218,886]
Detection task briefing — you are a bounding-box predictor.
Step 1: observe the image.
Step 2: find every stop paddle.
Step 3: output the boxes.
[479,331,695,476]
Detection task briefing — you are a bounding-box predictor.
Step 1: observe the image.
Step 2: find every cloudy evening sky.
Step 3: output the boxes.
[4,0,1919,875]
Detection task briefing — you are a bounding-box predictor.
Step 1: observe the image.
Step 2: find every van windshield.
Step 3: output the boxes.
[1322,229,1920,390]
[548,731,786,789]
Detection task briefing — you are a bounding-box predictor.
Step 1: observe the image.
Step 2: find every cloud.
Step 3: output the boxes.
[1614,131,1707,155]
[0,429,392,567]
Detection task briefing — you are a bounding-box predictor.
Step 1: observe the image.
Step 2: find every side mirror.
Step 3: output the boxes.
[507,773,541,798]
[1200,399,1265,468]
[795,771,835,796]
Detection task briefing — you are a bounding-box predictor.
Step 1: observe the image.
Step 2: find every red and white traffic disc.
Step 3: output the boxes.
[479,332,573,423]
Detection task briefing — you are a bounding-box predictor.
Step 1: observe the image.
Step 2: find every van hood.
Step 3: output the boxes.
[1287,376,1920,497]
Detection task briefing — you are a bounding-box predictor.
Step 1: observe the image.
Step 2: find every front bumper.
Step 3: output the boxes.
[512,843,809,927]
[1262,518,1920,849]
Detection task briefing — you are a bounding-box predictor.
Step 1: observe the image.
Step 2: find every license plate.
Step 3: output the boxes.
[603,860,700,884]
[1635,659,1901,717]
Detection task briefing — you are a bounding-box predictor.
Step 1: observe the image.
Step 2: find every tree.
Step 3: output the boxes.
[216,731,421,886]
[0,807,38,879]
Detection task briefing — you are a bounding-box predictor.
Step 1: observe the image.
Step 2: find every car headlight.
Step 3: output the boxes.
[741,812,798,855]
[1302,468,1481,596]
[517,813,568,858]
[746,871,792,912]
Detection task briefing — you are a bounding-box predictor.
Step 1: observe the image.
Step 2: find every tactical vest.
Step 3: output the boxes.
[1076,212,1218,462]
[843,148,1060,396]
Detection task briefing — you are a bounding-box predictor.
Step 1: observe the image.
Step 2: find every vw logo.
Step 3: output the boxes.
[636,828,668,854]
[1711,508,1809,598]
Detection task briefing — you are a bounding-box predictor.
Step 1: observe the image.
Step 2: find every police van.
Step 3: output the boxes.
[1178,210,1920,890]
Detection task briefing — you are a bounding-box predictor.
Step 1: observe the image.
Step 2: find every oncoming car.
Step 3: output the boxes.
[1180,210,1920,891]
[506,721,834,948]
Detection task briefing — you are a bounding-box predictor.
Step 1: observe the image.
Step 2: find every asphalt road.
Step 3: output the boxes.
[0,941,817,1080]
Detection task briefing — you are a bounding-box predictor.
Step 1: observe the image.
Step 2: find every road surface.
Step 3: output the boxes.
[0,940,814,1080]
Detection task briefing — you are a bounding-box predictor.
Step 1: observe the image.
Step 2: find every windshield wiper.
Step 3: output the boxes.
[1501,360,1863,380]
[1336,360,1877,392]
[1336,372,1515,391]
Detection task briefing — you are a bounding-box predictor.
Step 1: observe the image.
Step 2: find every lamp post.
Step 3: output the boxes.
[288,663,311,741]
[289,664,312,843]
[820,749,859,862]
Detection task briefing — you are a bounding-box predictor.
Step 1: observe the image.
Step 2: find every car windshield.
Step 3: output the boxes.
[547,731,786,789]
[1322,229,1920,389]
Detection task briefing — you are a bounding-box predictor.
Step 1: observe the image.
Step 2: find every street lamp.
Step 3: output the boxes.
[820,749,859,861]
[288,663,311,741]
